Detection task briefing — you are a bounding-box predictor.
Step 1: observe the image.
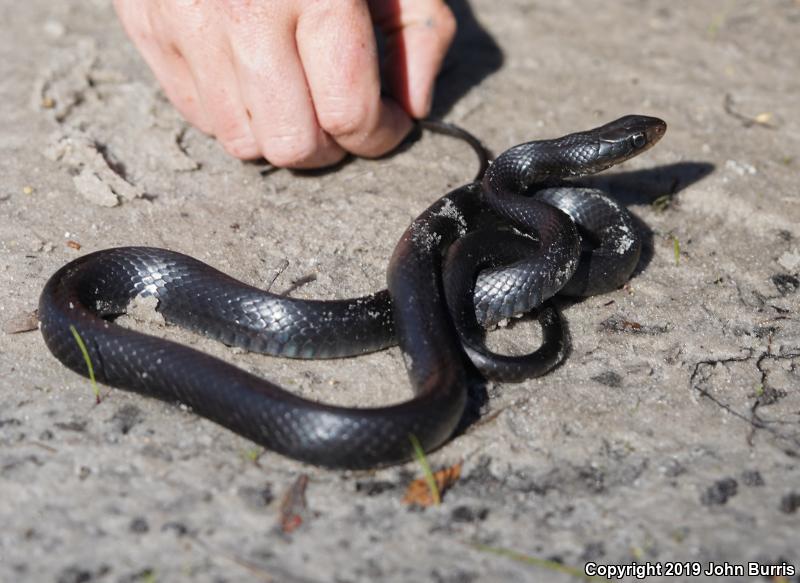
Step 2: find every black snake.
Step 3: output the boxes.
[39,115,667,468]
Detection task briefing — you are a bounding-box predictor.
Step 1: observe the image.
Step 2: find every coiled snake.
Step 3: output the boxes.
[39,115,666,468]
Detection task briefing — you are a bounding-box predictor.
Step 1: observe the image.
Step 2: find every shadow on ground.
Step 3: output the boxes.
[583,161,715,275]
[432,0,504,117]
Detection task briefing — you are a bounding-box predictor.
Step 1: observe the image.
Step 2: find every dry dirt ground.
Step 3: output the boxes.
[2,1,799,582]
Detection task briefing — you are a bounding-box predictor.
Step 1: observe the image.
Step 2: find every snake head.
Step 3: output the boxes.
[594,115,667,171]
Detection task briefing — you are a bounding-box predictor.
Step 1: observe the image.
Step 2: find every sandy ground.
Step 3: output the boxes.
[2,1,799,582]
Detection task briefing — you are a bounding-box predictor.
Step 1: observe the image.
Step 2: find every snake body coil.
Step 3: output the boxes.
[39,115,666,468]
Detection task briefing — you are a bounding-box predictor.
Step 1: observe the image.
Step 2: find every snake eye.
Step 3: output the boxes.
[631,133,646,148]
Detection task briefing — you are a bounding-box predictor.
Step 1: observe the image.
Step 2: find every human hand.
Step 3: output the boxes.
[114,0,456,168]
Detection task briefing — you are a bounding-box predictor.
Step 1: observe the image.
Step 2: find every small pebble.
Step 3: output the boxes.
[451,506,489,523]
[779,492,800,514]
[777,250,800,273]
[43,20,66,38]
[129,517,149,533]
[740,470,765,487]
[700,478,738,506]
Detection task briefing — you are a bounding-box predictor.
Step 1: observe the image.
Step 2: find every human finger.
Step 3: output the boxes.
[174,4,260,159]
[370,0,457,118]
[227,6,345,168]
[296,1,412,157]
[113,0,211,133]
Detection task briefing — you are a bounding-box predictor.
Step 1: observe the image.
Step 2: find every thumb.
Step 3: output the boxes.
[370,0,456,118]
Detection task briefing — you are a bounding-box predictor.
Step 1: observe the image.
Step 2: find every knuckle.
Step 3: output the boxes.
[318,102,372,138]
[214,114,248,141]
[210,107,258,158]
[263,133,320,167]
[222,134,260,159]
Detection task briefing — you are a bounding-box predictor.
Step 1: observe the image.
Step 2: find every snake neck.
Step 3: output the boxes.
[488,135,602,192]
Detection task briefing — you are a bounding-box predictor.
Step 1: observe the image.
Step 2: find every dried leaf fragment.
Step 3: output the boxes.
[402,462,462,507]
[4,310,39,334]
[278,474,309,533]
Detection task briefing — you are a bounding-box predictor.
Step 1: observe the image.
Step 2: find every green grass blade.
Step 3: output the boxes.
[672,235,681,265]
[470,543,602,581]
[409,434,440,505]
[69,325,100,403]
